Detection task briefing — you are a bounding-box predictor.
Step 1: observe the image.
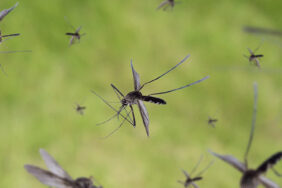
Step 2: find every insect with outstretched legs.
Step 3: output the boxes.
[75,103,86,115]
[92,54,209,137]
[65,17,86,46]
[0,30,20,43]
[209,83,282,188]
[24,149,103,188]
[208,117,218,128]
[243,43,264,69]
[178,155,214,188]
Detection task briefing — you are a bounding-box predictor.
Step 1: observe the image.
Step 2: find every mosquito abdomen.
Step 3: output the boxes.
[142,96,166,104]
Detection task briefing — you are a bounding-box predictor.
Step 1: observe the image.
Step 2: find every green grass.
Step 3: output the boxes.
[0,0,282,187]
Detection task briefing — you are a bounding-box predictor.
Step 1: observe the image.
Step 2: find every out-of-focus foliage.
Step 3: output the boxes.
[0,0,281,188]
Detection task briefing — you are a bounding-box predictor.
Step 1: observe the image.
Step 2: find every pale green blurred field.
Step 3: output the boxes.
[0,0,282,187]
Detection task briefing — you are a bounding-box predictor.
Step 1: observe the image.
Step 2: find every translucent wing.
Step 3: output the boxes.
[137,100,150,137]
[156,1,169,10]
[75,26,82,34]
[24,165,73,188]
[130,60,141,91]
[181,169,190,179]
[254,58,261,68]
[39,149,73,181]
[69,36,75,46]
[191,182,199,188]
[0,2,18,22]
[247,48,254,55]
[258,176,280,188]
[209,150,246,173]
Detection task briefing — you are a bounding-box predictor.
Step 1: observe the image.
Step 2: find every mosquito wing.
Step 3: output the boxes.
[69,36,75,46]
[156,1,169,10]
[39,149,73,181]
[137,100,150,137]
[130,60,141,91]
[191,182,199,188]
[256,151,282,175]
[75,26,82,34]
[209,150,246,173]
[258,176,280,188]
[254,58,261,68]
[247,48,254,55]
[181,169,190,179]
[24,165,73,188]
[0,2,18,22]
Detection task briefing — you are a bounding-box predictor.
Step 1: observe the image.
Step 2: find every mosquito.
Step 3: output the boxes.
[92,54,209,137]
[24,149,103,188]
[208,117,217,128]
[75,103,86,115]
[243,43,264,69]
[0,2,18,22]
[65,17,85,46]
[178,155,214,188]
[209,83,282,188]
[0,30,20,43]
[156,0,176,11]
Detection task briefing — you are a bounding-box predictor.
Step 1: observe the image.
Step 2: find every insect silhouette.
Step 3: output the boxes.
[24,149,103,188]
[208,117,217,128]
[92,54,209,137]
[0,30,20,43]
[243,47,263,69]
[0,2,18,22]
[65,17,85,46]
[75,103,86,115]
[178,155,214,188]
[209,83,282,188]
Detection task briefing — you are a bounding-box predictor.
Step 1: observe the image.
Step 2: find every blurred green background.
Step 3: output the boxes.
[0,0,281,187]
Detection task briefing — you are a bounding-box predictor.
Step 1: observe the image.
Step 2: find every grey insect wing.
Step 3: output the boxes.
[157,0,175,11]
[0,2,18,22]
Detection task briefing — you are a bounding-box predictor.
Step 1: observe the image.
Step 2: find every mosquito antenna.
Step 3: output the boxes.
[190,155,204,176]
[139,54,190,90]
[195,160,214,177]
[64,16,76,31]
[244,82,258,168]
[101,107,132,139]
[149,75,209,96]
[91,90,134,126]
[111,84,125,97]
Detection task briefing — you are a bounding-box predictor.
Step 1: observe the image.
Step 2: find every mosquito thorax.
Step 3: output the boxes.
[122,91,143,105]
[74,177,93,188]
[240,170,260,188]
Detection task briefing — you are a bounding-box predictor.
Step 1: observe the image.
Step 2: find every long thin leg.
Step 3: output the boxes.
[91,90,134,126]
[190,155,203,176]
[195,160,214,177]
[2,33,20,37]
[139,54,190,90]
[129,105,136,127]
[149,76,209,96]
[111,84,124,97]
[96,113,119,126]
[244,82,258,168]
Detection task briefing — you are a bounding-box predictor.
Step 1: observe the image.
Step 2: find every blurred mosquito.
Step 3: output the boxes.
[209,83,282,188]
[0,30,20,43]
[157,0,176,11]
[178,155,214,188]
[75,103,86,115]
[243,26,282,37]
[92,54,209,137]
[208,117,217,128]
[65,17,85,46]
[243,42,264,69]
[25,149,103,188]
[0,2,18,22]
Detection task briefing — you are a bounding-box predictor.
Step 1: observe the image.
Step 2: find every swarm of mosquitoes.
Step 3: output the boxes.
[1,1,281,188]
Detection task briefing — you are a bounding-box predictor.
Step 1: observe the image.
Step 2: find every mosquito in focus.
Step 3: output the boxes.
[178,155,214,188]
[0,2,18,22]
[0,30,20,43]
[156,0,178,11]
[208,117,217,128]
[75,103,86,115]
[209,83,282,188]
[24,149,103,188]
[65,17,86,46]
[92,54,209,137]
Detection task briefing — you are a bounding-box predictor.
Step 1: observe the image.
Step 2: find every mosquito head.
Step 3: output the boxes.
[121,98,128,106]
[75,177,93,188]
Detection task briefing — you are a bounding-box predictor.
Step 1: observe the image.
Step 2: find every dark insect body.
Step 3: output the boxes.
[24,149,103,188]
[210,83,281,188]
[0,30,20,43]
[178,155,213,188]
[244,48,263,68]
[75,104,86,115]
[208,117,217,128]
[92,54,209,137]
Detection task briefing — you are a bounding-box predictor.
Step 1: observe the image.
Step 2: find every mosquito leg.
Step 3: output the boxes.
[190,155,204,176]
[129,105,136,127]
[111,84,125,98]
[96,113,118,126]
